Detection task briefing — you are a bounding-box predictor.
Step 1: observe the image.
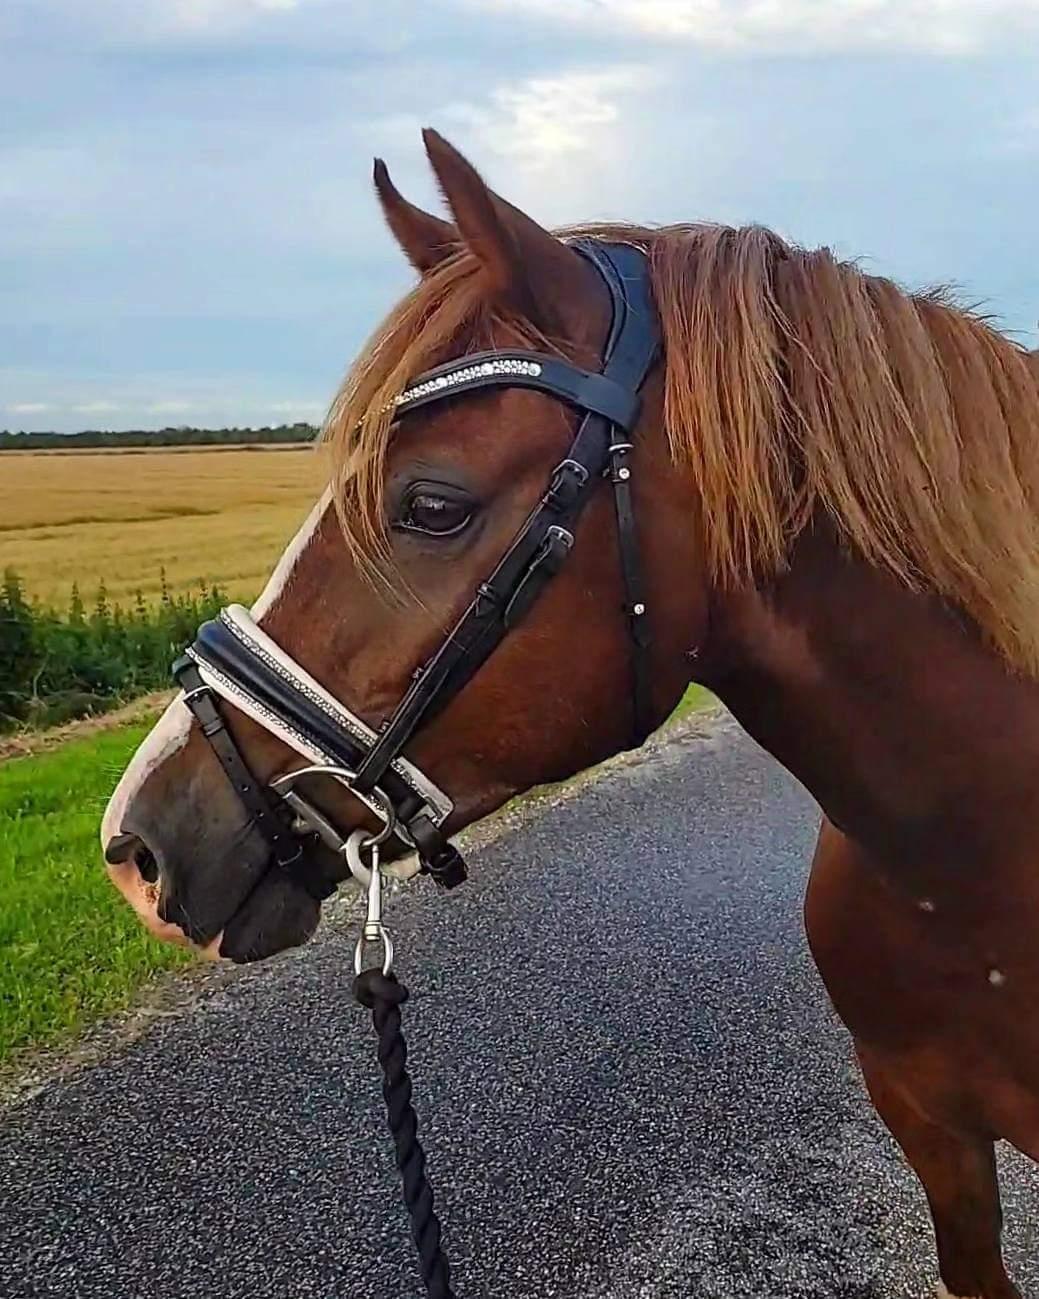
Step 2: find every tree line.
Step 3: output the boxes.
[0,570,227,732]
[0,424,319,451]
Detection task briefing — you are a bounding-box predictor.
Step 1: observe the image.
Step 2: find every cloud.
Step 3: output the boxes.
[0,391,327,432]
[0,358,337,433]
[461,66,656,166]
[459,0,1039,55]
[0,367,332,432]
[159,0,301,34]
[59,0,303,39]
[172,0,299,16]
[2,0,1036,434]
[372,63,670,217]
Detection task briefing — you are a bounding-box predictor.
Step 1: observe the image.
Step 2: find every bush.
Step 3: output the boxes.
[0,569,227,732]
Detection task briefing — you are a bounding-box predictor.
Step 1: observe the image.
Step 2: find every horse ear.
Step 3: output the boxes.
[374,158,458,275]
[421,128,591,335]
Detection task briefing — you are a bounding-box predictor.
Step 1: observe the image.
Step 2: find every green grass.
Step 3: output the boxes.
[667,683,714,723]
[0,718,189,1063]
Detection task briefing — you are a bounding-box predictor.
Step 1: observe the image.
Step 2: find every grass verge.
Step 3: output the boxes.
[0,685,713,1068]
[0,716,189,1064]
[666,682,713,724]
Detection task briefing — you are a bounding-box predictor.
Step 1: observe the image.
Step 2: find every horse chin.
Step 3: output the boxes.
[213,868,323,964]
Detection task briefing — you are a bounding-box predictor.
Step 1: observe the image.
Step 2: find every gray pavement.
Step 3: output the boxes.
[1,713,1036,1298]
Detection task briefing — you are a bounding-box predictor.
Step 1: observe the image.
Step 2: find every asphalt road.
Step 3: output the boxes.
[2,713,1037,1299]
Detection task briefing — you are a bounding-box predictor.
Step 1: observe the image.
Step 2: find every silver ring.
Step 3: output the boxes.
[271,763,397,843]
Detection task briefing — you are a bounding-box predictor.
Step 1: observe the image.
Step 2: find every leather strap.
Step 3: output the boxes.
[188,617,435,823]
[609,436,654,744]
[173,658,336,900]
[577,240,659,745]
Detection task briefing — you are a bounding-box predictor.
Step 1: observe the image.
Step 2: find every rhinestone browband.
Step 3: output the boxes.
[395,358,543,409]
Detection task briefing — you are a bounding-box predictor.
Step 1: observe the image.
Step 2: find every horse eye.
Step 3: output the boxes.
[397,487,474,537]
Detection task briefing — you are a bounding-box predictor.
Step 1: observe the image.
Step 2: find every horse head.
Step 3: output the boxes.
[100,131,704,961]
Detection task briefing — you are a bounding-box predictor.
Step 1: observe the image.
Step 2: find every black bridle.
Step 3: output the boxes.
[172,239,661,895]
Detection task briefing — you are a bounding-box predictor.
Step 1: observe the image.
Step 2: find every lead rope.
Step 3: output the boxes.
[350,834,458,1299]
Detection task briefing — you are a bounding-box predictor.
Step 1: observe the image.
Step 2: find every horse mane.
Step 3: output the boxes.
[324,223,1039,673]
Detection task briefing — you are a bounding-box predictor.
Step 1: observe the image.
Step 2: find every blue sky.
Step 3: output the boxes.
[3,0,1038,433]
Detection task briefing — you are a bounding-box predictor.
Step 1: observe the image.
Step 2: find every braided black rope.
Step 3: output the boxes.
[354,968,457,1299]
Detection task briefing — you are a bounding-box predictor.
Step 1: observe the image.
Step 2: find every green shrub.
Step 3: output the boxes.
[0,568,227,732]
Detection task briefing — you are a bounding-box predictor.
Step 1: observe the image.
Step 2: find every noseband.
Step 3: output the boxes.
[173,239,660,894]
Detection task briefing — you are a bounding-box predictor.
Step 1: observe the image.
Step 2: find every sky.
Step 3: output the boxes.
[2,0,1038,434]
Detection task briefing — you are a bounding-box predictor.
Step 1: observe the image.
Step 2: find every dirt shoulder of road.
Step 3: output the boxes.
[0,692,176,764]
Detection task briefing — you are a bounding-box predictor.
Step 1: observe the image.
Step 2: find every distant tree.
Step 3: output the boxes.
[0,424,319,451]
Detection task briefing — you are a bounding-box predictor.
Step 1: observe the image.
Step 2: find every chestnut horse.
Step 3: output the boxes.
[102,132,1039,1298]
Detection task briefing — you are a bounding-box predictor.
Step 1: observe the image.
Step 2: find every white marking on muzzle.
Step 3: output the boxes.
[100,694,192,848]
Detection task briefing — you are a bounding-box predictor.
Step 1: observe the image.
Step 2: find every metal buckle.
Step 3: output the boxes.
[539,524,575,573]
[545,458,589,512]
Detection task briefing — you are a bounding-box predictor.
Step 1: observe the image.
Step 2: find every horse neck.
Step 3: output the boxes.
[699,528,1039,872]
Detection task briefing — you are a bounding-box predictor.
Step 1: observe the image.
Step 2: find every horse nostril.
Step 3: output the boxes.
[104,832,159,883]
[104,832,138,866]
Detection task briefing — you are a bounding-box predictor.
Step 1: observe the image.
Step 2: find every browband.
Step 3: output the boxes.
[393,352,641,432]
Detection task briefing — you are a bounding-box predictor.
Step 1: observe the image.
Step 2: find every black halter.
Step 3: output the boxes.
[173,239,660,894]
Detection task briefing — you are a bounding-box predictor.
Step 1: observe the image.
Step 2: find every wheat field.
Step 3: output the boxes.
[0,447,328,606]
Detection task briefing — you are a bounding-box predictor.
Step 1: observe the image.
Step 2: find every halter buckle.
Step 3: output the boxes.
[502,525,574,629]
[544,459,589,513]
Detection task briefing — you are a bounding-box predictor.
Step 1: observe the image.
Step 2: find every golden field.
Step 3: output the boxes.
[0,446,328,606]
